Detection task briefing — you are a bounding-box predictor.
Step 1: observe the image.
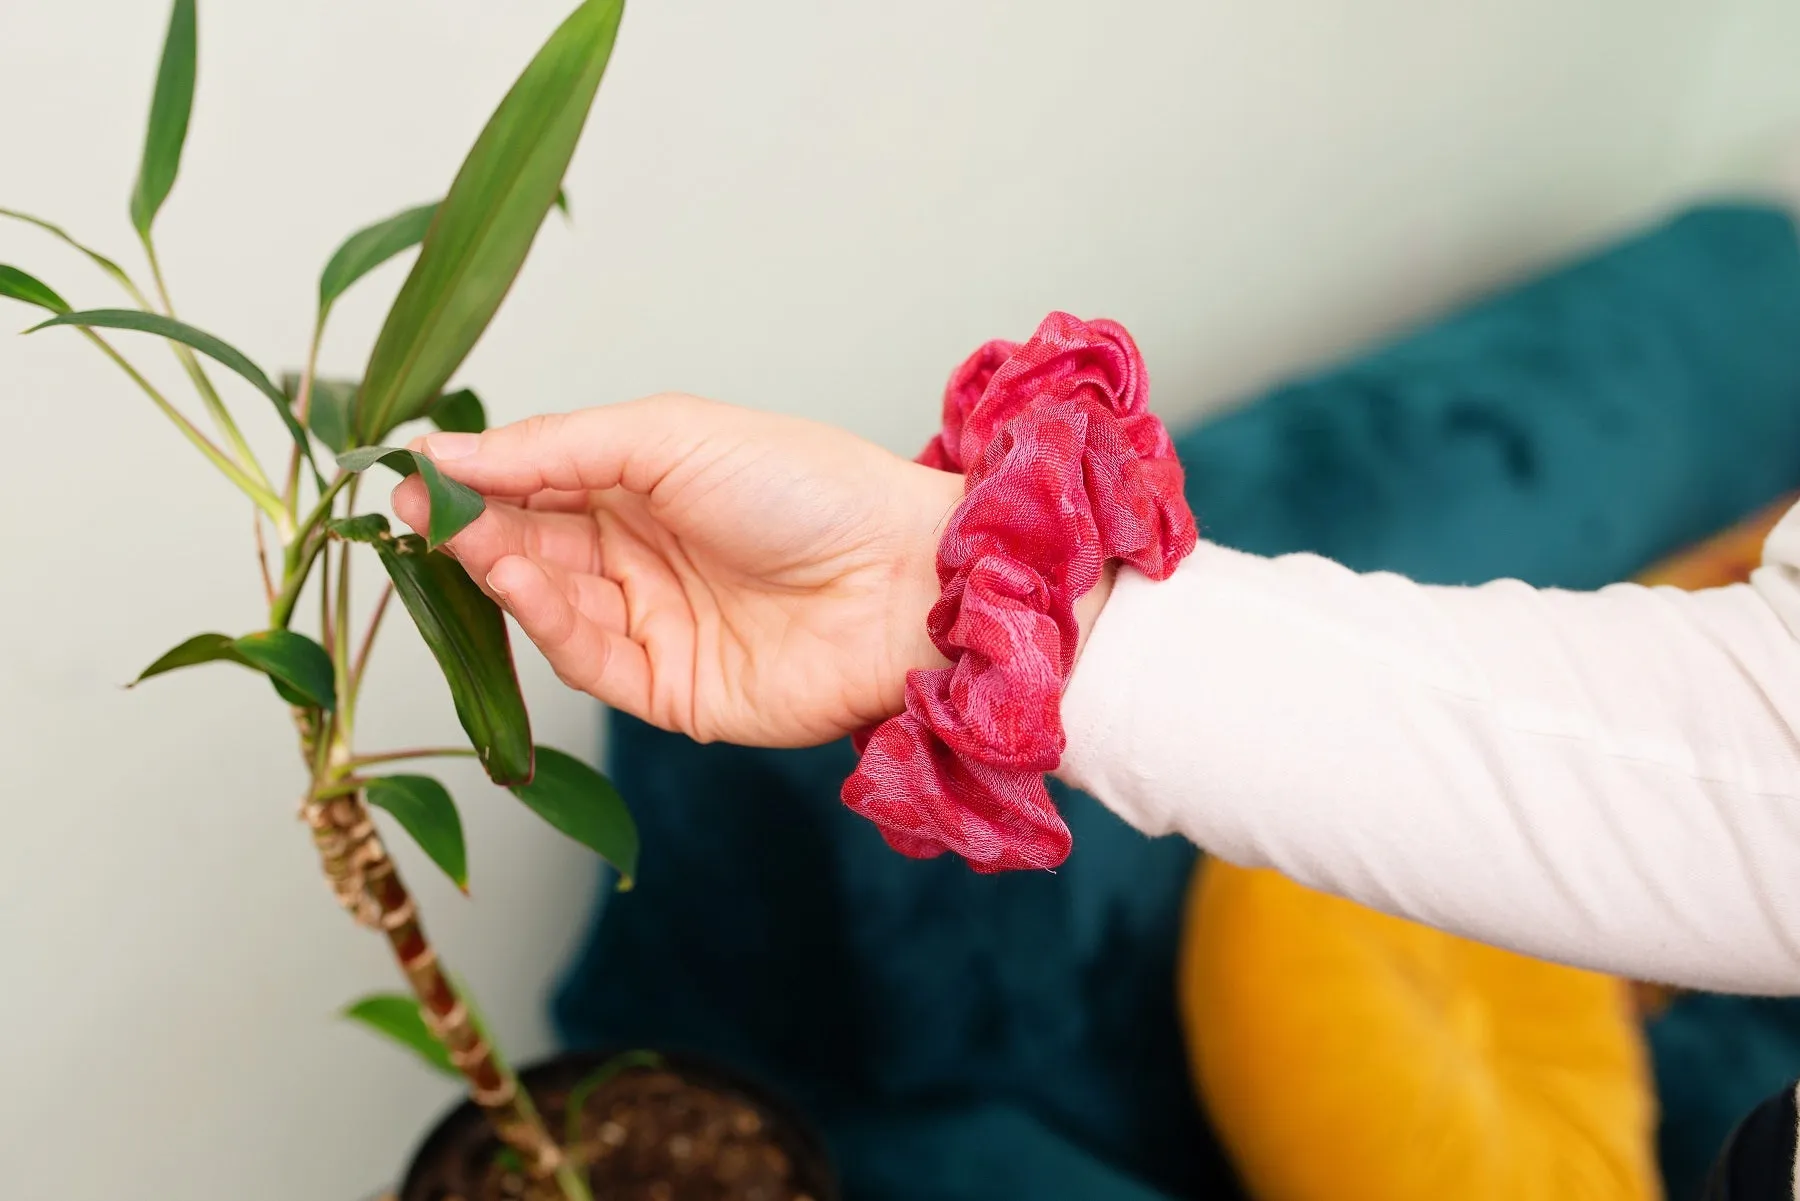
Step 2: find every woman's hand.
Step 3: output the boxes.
[393,394,964,748]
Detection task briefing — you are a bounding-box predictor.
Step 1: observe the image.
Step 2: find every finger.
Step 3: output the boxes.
[394,457,593,515]
[522,489,595,513]
[532,556,629,634]
[392,474,430,533]
[394,479,602,580]
[407,394,730,498]
[486,555,652,718]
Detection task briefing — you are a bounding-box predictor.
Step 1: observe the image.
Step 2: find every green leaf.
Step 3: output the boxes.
[554,187,572,221]
[371,534,534,785]
[0,265,70,314]
[31,309,321,483]
[282,373,358,455]
[427,388,487,435]
[341,994,458,1079]
[336,446,484,548]
[133,629,336,710]
[510,747,637,885]
[328,513,392,543]
[289,374,484,448]
[0,209,141,299]
[317,202,437,319]
[234,631,337,709]
[134,633,241,680]
[366,775,469,892]
[130,0,198,237]
[309,380,358,453]
[354,0,623,443]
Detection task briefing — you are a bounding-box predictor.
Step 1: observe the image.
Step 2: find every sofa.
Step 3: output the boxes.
[555,203,1800,1200]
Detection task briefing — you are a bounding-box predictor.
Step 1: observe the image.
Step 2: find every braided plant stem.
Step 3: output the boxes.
[303,792,581,1198]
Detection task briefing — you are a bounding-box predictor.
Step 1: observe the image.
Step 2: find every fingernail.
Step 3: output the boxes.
[425,432,480,460]
[485,571,511,601]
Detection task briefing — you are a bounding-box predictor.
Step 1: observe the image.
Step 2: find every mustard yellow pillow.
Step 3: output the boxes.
[1179,861,1660,1201]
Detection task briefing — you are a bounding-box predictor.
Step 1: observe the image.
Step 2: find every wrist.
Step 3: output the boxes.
[888,464,962,685]
[845,313,1199,872]
[1075,562,1117,666]
[892,463,1117,687]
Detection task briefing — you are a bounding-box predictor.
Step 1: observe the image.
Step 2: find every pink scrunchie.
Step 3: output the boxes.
[842,312,1198,871]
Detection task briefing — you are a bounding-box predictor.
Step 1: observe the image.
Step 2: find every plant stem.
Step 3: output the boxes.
[297,471,354,542]
[349,583,393,701]
[270,450,578,1195]
[312,709,338,785]
[311,777,367,802]
[270,472,354,628]
[141,235,269,489]
[332,478,361,731]
[254,513,276,603]
[302,795,579,1187]
[270,531,323,630]
[284,322,324,514]
[334,541,355,733]
[554,1162,596,1201]
[79,329,287,524]
[319,534,336,656]
[342,746,479,773]
[314,544,340,787]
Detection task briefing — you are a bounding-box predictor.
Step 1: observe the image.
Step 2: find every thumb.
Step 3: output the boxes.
[412,393,721,498]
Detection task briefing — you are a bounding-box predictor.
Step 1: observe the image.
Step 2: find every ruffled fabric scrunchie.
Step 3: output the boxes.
[842,312,1198,871]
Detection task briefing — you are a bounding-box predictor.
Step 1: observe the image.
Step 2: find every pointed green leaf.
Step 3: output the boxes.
[233,631,336,710]
[427,388,487,435]
[371,534,533,785]
[0,265,70,314]
[354,0,623,443]
[366,775,469,892]
[341,994,458,1078]
[133,629,335,710]
[310,380,358,453]
[282,373,358,455]
[130,0,198,237]
[336,447,483,548]
[0,209,142,300]
[290,374,485,447]
[310,381,356,456]
[318,202,437,319]
[328,513,392,543]
[554,188,572,221]
[510,747,637,886]
[31,309,321,481]
[133,633,241,680]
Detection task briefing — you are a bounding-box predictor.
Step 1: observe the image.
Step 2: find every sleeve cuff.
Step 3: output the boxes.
[1057,557,1185,838]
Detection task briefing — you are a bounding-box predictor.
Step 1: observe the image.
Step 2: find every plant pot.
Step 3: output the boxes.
[398,1048,839,1201]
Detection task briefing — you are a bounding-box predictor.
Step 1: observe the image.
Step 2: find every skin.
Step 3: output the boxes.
[394,392,1115,749]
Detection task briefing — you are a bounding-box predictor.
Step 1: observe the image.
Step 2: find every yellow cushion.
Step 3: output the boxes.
[1178,861,1661,1200]
[1635,492,1792,591]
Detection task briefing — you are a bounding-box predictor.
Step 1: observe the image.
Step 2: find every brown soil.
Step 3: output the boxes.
[401,1053,833,1201]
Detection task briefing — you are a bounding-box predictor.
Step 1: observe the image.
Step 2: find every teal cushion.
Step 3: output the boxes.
[1653,997,1800,1201]
[555,204,1800,1200]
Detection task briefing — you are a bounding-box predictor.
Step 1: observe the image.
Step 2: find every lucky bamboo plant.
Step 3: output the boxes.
[1,2,636,1196]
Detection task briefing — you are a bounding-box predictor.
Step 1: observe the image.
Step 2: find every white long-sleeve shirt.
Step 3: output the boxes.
[1057,502,1800,995]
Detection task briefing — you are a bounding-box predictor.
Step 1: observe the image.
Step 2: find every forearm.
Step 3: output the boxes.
[1058,542,1800,993]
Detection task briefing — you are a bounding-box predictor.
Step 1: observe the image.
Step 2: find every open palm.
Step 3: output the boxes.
[393,396,962,748]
